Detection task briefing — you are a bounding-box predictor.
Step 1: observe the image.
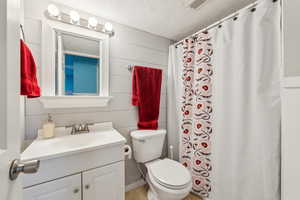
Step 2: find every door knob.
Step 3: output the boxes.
[9,159,40,180]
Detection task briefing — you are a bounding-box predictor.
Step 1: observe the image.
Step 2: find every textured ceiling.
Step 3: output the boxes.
[53,0,256,41]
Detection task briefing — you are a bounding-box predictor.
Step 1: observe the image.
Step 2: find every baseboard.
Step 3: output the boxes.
[125,179,146,192]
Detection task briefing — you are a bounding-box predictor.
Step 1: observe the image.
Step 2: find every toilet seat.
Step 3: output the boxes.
[148,159,191,190]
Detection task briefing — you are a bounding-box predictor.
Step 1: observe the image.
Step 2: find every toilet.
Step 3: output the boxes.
[131,129,192,200]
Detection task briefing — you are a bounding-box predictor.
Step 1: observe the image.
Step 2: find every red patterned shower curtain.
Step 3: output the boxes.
[180,32,213,198]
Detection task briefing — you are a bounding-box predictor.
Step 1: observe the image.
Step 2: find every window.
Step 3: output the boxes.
[64,54,99,95]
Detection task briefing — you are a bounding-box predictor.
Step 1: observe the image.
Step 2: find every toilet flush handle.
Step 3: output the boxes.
[136,139,146,143]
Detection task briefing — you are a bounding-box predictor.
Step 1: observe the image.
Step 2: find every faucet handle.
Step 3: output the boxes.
[65,123,94,134]
[65,124,74,128]
[82,123,94,132]
[66,124,78,135]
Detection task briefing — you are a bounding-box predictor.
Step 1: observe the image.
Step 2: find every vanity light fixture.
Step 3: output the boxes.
[70,10,80,24]
[103,22,113,32]
[47,4,60,18]
[45,4,114,36]
[88,17,98,29]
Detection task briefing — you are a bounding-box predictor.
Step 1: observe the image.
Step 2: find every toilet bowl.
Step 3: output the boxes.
[146,159,192,200]
[130,129,192,200]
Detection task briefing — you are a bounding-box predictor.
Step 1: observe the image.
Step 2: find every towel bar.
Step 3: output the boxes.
[128,65,133,71]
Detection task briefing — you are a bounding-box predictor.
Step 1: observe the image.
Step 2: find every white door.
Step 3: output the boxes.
[82,161,125,200]
[281,88,300,200]
[282,0,300,199]
[23,174,82,200]
[0,0,22,200]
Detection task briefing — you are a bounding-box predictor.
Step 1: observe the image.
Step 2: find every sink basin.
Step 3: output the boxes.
[21,122,126,161]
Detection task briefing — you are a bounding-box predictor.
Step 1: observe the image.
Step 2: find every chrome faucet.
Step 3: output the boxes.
[66,123,94,135]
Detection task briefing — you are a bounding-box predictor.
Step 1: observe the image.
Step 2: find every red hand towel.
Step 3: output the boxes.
[132,66,162,129]
[20,40,41,98]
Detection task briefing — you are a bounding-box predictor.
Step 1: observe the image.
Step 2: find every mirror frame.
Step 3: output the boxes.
[40,19,112,108]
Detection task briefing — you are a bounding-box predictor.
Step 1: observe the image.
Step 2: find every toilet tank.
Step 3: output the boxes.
[131,129,166,163]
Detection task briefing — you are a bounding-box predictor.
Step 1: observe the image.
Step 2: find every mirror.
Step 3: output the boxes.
[55,32,100,96]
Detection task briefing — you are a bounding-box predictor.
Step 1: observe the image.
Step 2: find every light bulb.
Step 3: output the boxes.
[104,22,113,32]
[70,10,80,24]
[47,4,60,17]
[88,17,98,28]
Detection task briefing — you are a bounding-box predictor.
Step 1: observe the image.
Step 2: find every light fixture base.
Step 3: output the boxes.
[44,9,114,37]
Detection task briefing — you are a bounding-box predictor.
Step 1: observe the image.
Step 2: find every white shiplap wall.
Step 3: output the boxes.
[23,0,170,186]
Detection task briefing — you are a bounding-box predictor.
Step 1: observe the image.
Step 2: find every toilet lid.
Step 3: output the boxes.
[148,159,191,189]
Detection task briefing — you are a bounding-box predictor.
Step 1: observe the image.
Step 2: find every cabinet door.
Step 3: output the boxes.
[23,174,81,200]
[83,161,124,200]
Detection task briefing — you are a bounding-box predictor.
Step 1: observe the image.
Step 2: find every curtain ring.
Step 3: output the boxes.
[231,13,239,21]
[249,3,257,13]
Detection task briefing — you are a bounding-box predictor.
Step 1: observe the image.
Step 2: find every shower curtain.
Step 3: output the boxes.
[167,45,183,161]
[211,1,281,199]
[179,33,214,198]
[167,0,281,199]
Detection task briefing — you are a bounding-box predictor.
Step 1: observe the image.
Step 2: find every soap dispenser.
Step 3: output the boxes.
[43,114,55,139]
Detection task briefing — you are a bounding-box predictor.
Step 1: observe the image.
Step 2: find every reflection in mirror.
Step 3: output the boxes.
[55,31,100,96]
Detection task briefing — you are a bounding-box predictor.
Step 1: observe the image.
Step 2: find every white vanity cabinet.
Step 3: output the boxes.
[21,123,126,200]
[83,162,124,200]
[23,174,82,200]
[23,162,124,200]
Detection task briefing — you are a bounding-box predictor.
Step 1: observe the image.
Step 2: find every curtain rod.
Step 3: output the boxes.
[174,0,279,48]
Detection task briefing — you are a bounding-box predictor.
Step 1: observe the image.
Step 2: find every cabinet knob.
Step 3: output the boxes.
[73,188,80,194]
[85,184,90,189]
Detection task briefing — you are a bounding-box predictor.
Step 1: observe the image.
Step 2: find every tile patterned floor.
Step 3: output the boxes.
[125,185,202,200]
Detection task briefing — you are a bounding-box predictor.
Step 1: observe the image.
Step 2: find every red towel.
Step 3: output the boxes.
[20,40,40,98]
[132,66,162,129]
